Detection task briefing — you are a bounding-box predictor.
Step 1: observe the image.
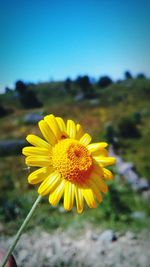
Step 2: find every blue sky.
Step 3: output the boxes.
[0,0,150,91]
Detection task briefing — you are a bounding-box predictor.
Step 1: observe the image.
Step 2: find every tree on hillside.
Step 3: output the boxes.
[15,80,42,109]
[124,71,132,79]
[5,87,12,93]
[137,73,146,79]
[117,117,140,138]
[97,76,113,88]
[64,77,72,93]
[76,75,94,98]
[15,80,27,94]
[0,104,7,117]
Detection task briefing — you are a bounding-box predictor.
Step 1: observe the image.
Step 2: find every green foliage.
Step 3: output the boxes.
[97,76,113,88]
[132,111,142,124]
[0,104,8,117]
[117,116,140,138]
[0,77,150,234]
[0,163,149,234]
[75,75,95,98]
[15,80,43,109]
[124,70,132,79]
[104,122,116,143]
[137,73,146,79]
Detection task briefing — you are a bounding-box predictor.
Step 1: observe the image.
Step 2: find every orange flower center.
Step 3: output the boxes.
[52,139,93,185]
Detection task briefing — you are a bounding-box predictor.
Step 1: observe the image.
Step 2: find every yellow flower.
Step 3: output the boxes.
[22,114,116,213]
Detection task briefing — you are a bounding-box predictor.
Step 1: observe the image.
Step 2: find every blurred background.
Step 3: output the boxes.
[0,0,150,266]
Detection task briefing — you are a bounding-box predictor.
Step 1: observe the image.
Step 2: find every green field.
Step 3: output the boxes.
[0,78,150,235]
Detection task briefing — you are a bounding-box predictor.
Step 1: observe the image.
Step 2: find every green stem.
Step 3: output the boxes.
[0,195,42,267]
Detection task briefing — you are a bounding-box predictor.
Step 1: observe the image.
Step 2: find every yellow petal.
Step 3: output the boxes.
[22,146,50,156]
[75,186,84,214]
[26,134,51,150]
[94,156,116,167]
[103,168,113,180]
[79,133,92,146]
[87,142,108,153]
[76,124,84,139]
[49,179,65,206]
[56,117,66,132]
[92,162,104,177]
[67,119,76,139]
[38,120,57,145]
[38,171,61,196]
[26,155,51,167]
[81,188,96,208]
[91,148,108,157]
[88,179,103,203]
[92,176,108,193]
[28,167,53,184]
[64,181,75,211]
[44,114,62,139]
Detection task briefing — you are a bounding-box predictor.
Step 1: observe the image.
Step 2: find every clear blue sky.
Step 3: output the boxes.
[0,0,150,91]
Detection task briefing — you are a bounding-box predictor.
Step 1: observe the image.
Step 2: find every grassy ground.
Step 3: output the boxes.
[0,78,150,234]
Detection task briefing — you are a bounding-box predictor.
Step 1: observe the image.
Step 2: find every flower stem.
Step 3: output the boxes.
[0,195,42,267]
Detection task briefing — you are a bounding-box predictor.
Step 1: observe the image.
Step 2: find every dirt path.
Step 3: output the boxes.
[1,228,150,267]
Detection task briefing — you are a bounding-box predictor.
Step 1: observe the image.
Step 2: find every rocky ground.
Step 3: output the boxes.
[0,228,150,267]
